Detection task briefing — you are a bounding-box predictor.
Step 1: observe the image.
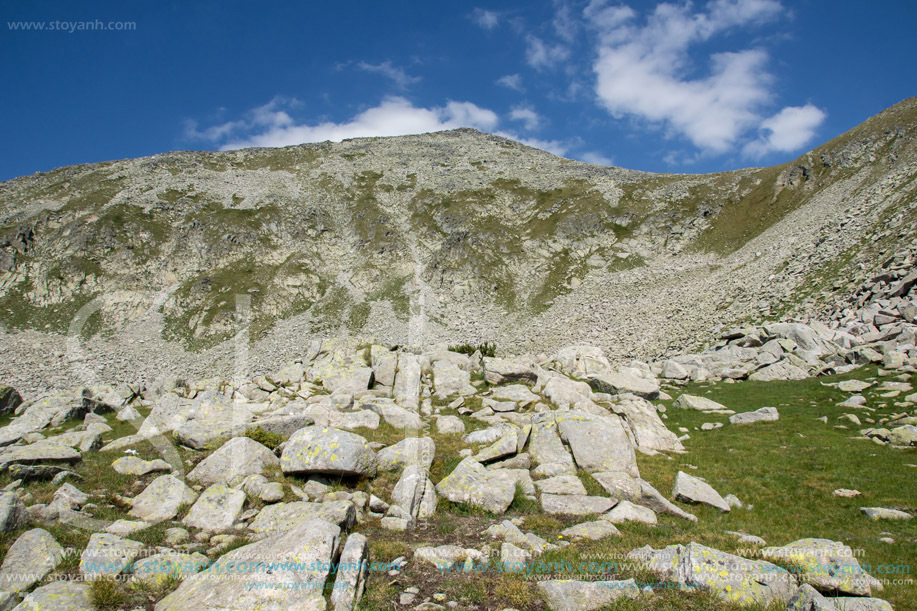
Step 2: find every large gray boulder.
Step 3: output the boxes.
[541,494,615,515]
[628,542,797,606]
[612,395,684,453]
[79,533,145,580]
[280,427,376,477]
[749,360,809,381]
[588,369,660,400]
[538,579,640,610]
[759,539,882,596]
[370,345,398,388]
[361,398,422,430]
[330,533,369,611]
[12,581,92,611]
[187,436,279,487]
[435,457,515,514]
[0,442,81,471]
[392,464,437,521]
[555,411,638,476]
[672,471,731,512]
[375,437,435,472]
[483,357,537,385]
[0,491,29,533]
[729,407,779,424]
[432,360,476,398]
[528,413,576,476]
[672,394,732,413]
[111,456,173,476]
[182,484,246,531]
[393,353,422,409]
[0,528,64,592]
[156,519,340,611]
[128,474,198,523]
[249,500,356,534]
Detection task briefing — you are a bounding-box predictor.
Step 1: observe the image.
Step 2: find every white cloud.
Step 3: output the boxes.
[189,97,501,150]
[525,34,570,70]
[496,73,525,92]
[580,151,615,165]
[553,2,578,42]
[471,8,499,29]
[510,106,541,130]
[498,132,569,157]
[356,61,420,89]
[589,0,792,153]
[743,104,826,158]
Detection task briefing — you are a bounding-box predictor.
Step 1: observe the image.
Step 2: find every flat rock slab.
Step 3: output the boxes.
[79,533,145,580]
[673,394,732,413]
[759,538,883,596]
[155,519,340,611]
[105,519,152,537]
[187,436,279,487]
[534,475,587,496]
[860,507,913,520]
[435,457,516,514]
[375,437,436,472]
[182,483,246,531]
[0,443,81,470]
[249,500,356,534]
[111,456,172,476]
[588,370,660,400]
[560,520,620,541]
[729,407,779,425]
[132,552,210,585]
[280,427,376,476]
[601,500,657,525]
[538,579,640,611]
[541,494,615,515]
[629,542,797,607]
[0,528,63,593]
[673,471,730,512]
[12,581,93,611]
[128,474,198,523]
[838,380,873,393]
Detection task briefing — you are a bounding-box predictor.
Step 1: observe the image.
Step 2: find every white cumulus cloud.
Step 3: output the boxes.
[587,0,811,154]
[743,104,827,158]
[356,61,420,89]
[190,97,500,150]
[579,151,615,166]
[471,8,500,29]
[496,73,525,92]
[510,106,541,131]
[525,34,570,70]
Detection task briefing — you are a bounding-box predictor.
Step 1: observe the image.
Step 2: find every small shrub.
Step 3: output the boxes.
[448,342,496,358]
[243,426,285,449]
[89,576,128,608]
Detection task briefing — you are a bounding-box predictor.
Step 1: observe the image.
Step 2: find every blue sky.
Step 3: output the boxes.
[1,0,914,181]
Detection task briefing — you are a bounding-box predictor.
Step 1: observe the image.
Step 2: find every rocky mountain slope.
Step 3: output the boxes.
[1,98,916,395]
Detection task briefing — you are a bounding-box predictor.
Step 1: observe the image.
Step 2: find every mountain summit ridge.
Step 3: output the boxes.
[0,98,915,393]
